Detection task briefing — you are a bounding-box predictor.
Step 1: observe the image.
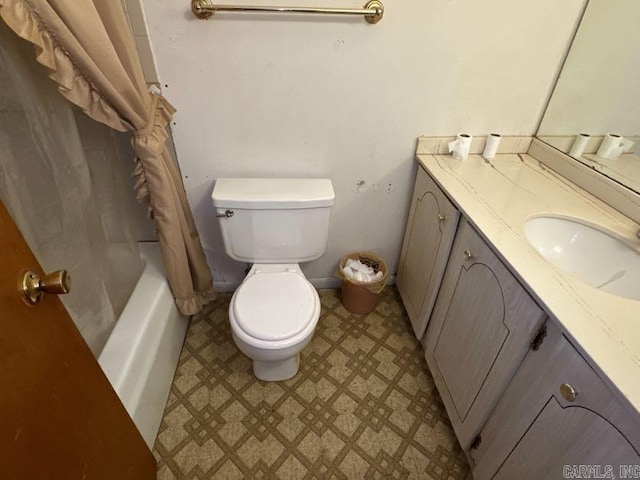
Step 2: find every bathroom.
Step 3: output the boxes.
[1,0,639,478]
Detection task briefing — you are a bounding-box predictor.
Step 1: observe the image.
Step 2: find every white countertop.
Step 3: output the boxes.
[417,152,640,414]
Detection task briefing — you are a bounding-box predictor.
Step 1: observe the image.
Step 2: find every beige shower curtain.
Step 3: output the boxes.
[0,0,215,315]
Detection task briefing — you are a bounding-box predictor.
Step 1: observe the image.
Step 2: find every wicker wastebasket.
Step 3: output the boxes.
[338,252,388,314]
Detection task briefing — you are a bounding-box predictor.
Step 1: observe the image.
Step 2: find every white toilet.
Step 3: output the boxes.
[211,178,335,381]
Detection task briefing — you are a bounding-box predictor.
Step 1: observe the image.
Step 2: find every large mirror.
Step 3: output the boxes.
[537,0,640,193]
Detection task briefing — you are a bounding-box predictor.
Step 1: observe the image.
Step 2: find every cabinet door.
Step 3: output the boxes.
[397,167,459,339]
[472,321,640,480]
[425,219,546,450]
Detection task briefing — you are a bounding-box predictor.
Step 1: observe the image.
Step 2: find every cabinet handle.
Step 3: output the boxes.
[560,383,578,402]
[437,213,445,221]
[463,250,473,261]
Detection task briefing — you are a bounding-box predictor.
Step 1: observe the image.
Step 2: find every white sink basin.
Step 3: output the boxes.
[523,216,640,301]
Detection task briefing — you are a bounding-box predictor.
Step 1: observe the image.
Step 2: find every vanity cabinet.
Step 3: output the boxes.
[397,167,459,339]
[401,155,640,479]
[471,320,640,479]
[424,218,546,451]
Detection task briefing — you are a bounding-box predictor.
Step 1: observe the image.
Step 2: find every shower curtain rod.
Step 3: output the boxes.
[191,0,384,24]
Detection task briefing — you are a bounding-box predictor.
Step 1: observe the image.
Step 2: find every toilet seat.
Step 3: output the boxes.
[233,271,316,342]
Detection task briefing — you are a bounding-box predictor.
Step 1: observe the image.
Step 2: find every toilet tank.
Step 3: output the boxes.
[211,178,335,263]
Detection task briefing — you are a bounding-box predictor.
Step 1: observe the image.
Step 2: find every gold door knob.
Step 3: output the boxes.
[437,214,445,221]
[560,383,578,402]
[463,250,473,261]
[22,270,71,304]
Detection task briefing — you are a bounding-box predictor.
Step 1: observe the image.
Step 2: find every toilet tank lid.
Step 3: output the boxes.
[212,178,335,209]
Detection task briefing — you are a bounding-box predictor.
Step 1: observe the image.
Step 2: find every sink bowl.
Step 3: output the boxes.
[523,216,640,301]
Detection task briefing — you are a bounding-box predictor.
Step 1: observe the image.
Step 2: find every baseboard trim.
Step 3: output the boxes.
[214,274,396,293]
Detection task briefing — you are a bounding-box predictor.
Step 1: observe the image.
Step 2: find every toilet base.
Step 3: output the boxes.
[253,354,300,381]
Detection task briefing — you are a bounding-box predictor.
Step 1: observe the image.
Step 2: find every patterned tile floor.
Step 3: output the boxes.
[154,288,469,479]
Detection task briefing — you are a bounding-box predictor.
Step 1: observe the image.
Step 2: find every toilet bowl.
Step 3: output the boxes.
[229,264,321,381]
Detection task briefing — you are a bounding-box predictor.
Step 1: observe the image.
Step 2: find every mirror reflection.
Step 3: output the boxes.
[537,0,640,193]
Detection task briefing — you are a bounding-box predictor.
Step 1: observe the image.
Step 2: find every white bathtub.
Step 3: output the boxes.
[98,242,190,448]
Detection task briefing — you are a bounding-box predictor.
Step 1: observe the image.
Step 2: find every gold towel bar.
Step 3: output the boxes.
[191,0,384,24]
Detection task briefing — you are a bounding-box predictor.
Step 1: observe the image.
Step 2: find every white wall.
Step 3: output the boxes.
[138,0,585,290]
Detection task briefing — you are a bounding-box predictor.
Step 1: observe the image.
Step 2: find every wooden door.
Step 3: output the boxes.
[0,200,156,479]
[425,219,545,450]
[473,320,640,479]
[396,167,459,339]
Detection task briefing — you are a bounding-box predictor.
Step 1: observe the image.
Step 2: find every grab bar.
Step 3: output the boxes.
[191,0,384,24]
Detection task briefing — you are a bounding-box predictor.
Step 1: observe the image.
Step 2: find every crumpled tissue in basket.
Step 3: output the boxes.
[341,258,384,283]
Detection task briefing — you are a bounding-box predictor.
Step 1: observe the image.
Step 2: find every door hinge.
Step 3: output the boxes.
[530,324,547,351]
[470,434,482,450]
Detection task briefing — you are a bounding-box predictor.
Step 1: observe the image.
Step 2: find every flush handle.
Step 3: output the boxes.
[22,270,71,304]
[216,209,234,218]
